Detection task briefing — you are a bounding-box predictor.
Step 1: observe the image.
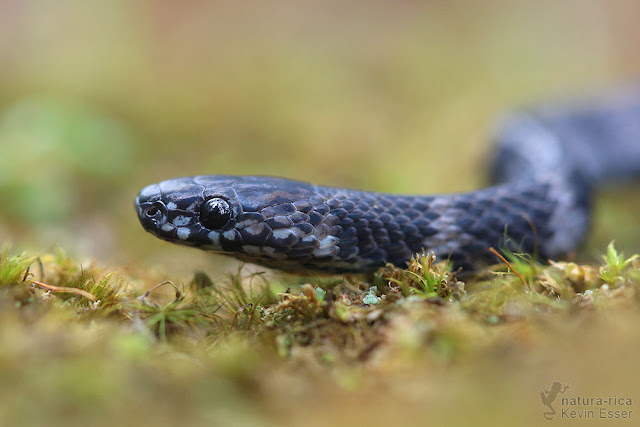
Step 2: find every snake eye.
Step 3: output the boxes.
[200,197,232,230]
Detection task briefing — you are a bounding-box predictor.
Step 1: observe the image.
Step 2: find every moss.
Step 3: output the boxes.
[0,243,639,425]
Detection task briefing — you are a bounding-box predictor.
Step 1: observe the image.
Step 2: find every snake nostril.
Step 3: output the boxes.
[141,202,167,224]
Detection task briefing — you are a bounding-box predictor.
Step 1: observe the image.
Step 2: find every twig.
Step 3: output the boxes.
[489,247,526,285]
[31,280,97,301]
[139,280,182,305]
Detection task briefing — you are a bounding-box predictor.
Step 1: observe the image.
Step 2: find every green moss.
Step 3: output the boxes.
[0,243,639,425]
[0,249,36,287]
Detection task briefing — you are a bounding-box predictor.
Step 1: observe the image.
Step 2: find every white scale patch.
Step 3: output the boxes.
[208,231,220,246]
[313,236,338,257]
[138,184,159,199]
[243,224,264,236]
[166,202,178,210]
[172,215,191,226]
[186,202,198,212]
[272,229,295,240]
[236,219,260,229]
[223,230,237,241]
[207,231,220,246]
[318,235,338,248]
[161,223,174,233]
[301,235,316,243]
[177,228,191,240]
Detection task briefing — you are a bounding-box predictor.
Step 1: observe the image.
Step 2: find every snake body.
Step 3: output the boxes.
[136,88,640,273]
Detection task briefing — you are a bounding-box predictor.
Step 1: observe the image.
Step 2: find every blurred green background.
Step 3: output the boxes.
[2,2,640,426]
[1,0,639,278]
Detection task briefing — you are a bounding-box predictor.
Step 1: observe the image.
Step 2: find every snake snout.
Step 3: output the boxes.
[135,183,167,232]
[136,198,169,233]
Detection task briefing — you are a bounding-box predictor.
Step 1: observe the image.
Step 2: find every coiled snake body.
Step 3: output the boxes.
[136,88,640,273]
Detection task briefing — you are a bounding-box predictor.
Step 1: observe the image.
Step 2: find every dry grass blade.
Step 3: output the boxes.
[490,247,527,286]
[31,280,98,301]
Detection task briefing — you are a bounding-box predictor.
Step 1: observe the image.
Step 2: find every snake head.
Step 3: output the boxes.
[135,175,349,272]
[136,177,211,245]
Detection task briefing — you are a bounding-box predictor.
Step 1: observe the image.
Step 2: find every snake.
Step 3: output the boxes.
[135,88,640,273]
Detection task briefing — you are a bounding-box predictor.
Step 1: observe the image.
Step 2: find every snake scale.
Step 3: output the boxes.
[136,88,640,273]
